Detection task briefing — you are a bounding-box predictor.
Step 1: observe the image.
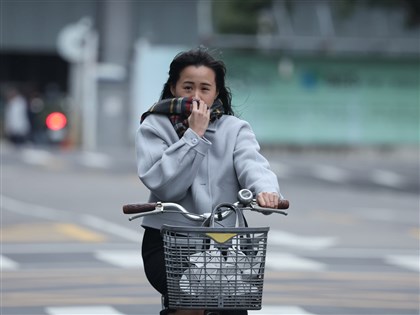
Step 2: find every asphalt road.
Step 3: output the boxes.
[1,143,419,315]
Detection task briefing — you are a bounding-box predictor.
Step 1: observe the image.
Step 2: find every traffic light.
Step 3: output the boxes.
[46,112,67,131]
[45,112,68,145]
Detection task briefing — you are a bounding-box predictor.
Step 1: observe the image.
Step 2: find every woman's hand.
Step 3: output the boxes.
[257,192,279,209]
[188,99,210,137]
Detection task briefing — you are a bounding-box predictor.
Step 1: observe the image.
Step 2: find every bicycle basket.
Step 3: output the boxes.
[161,225,269,310]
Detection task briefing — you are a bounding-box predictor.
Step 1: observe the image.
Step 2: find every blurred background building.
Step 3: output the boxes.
[1,0,419,150]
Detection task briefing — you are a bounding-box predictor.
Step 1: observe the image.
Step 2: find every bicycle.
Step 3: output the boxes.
[123,189,289,315]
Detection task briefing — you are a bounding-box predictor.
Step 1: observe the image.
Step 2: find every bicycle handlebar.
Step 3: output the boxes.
[123,202,157,214]
[277,199,290,210]
[123,189,289,222]
[123,200,289,224]
[123,199,289,215]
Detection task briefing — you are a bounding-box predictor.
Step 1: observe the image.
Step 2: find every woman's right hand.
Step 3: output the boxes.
[188,99,210,137]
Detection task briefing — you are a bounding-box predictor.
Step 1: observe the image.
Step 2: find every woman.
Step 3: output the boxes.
[136,48,283,315]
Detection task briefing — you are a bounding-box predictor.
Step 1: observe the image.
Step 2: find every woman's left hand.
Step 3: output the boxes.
[257,192,279,209]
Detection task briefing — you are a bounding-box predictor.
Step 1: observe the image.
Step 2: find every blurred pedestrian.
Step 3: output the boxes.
[3,86,31,146]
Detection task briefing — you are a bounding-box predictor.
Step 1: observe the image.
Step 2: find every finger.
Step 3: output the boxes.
[198,101,210,118]
[192,99,199,111]
[258,194,273,213]
[260,192,279,208]
[199,100,207,112]
[269,193,279,208]
[257,193,266,207]
[270,194,277,206]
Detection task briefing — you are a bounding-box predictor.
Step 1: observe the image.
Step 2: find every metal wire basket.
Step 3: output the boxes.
[161,225,270,310]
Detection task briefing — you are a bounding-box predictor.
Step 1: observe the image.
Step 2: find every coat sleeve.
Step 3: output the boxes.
[136,116,212,201]
[233,121,281,197]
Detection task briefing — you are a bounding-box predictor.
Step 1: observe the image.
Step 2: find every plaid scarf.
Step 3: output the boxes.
[140,97,225,138]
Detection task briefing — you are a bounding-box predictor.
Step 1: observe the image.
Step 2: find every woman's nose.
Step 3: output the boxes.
[194,91,201,100]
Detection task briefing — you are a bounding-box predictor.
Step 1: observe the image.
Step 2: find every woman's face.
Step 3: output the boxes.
[170,65,218,106]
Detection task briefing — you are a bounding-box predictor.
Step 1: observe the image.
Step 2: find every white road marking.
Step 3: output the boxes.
[1,255,19,270]
[21,148,54,165]
[2,195,71,221]
[371,169,406,188]
[82,214,143,242]
[79,151,112,168]
[45,305,316,315]
[312,164,350,182]
[269,230,338,250]
[250,306,316,314]
[385,255,420,272]
[2,195,142,243]
[46,306,125,315]
[265,253,327,271]
[94,250,142,268]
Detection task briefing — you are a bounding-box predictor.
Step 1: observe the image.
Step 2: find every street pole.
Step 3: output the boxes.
[81,30,98,151]
[57,17,98,151]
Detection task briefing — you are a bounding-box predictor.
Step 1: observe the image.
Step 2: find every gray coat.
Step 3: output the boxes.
[136,114,281,229]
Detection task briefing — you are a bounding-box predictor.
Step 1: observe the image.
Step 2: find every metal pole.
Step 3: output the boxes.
[81,30,98,151]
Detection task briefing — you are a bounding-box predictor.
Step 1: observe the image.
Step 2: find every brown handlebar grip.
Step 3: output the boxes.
[277,199,289,209]
[123,203,157,214]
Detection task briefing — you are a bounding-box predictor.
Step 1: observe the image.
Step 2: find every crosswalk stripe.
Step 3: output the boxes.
[371,169,406,188]
[1,255,19,270]
[266,253,327,271]
[250,306,316,314]
[269,230,337,250]
[312,165,350,182]
[45,305,316,315]
[46,306,124,315]
[2,194,70,221]
[385,255,420,272]
[79,152,112,168]
[21,148,54,166]
[94,250,142,268]
[82,214,143,242]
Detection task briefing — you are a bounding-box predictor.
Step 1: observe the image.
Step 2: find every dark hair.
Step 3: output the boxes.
[160,47,234,116]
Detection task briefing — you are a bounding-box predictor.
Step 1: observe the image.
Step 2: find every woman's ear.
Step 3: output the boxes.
[170,85,175,97]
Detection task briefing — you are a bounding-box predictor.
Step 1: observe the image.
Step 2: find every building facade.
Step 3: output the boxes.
[1,1,418,148]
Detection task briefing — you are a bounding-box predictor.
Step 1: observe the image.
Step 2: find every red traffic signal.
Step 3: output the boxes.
[46,112,67,131]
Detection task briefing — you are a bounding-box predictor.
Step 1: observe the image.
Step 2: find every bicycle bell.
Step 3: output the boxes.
[237,189,253,205]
